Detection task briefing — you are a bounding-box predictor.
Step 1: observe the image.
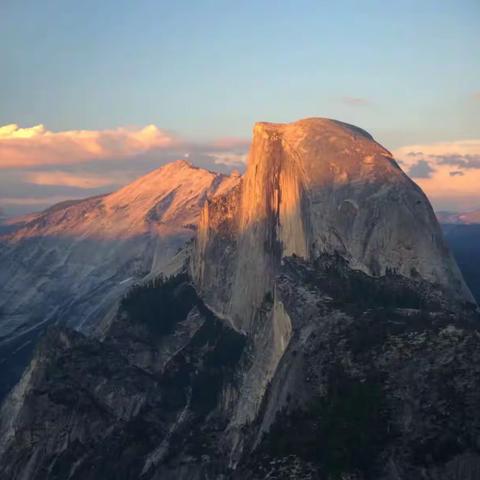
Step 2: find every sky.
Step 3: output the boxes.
[0,0,479,216]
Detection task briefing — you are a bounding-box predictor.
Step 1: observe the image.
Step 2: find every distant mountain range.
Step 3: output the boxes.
[437,210,480,225]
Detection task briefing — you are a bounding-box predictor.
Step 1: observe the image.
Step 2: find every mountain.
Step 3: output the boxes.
[0,118,479,480]
[437,210,480,225]
[193,118,473,330]
[0,160,239,399]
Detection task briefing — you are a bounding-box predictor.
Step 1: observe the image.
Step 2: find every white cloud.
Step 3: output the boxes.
[23,171,121,189]
[208,152,248,167]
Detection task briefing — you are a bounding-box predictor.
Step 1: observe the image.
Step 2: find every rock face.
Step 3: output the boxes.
[0,160,239,399]
[235,256,480,480]
[0,275,248,480]
[0,118,479,480]
[193,119,472,330]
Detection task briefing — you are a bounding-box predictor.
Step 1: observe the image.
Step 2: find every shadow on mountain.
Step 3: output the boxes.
[0,231,190,401]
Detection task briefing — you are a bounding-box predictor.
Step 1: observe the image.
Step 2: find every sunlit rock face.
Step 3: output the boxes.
[0,161,239,398]
[194,118,473,331]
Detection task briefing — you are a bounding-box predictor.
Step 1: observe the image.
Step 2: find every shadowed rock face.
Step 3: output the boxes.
[1,263,478,480]
[0,276,247,480]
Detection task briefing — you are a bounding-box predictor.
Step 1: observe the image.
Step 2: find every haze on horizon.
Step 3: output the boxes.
[1,0,479,216]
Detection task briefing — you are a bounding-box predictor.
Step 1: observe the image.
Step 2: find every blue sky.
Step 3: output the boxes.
[2,0,479,144]
[0,0,479,214]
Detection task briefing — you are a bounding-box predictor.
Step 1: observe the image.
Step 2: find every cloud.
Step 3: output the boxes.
[407,160,435,178]
[0,124,47,139]
[0,124,177,169]
[0,195,78,207]
[473,91,480,101]
[23,171,120,189]
[208,152,248,167]
[435,154,480,169]
[395,139,480,159]
[394,139,480,211]
[340,96,371,107]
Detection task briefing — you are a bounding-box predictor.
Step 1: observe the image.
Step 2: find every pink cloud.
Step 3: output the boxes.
[0,195,78,207]
[0,124,177,169]
[23,171,122,189]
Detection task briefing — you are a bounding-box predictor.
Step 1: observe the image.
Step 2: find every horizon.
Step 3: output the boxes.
[1,1,479,215]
